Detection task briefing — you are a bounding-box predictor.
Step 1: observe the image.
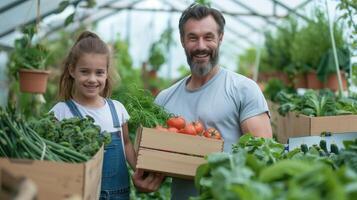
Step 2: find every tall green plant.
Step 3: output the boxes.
[263,17,299,75]
[148,27,175,71]
[237,48,256,76]
[291,9,346,73]
[337,0,357,53]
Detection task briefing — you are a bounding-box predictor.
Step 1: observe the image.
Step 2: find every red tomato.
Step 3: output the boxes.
[167,127,178,132]
[166,116,186,130]
[203,128,222,140]
[192,121,204,135]
[178,123,197,135]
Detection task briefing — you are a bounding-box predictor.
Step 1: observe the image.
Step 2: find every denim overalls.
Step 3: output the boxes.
[65,99,130,200]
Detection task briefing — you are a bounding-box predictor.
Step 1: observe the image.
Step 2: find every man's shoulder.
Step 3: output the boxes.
[155,77,187,105]
[221,68,256,87]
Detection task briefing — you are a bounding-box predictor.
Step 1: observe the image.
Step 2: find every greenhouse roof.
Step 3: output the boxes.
[0,0,319,78]
[0,0,313,48]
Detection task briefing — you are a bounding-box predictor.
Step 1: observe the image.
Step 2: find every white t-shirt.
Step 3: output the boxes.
[155,67,269,152]
[155,67,269,200]
[50,99,130,133]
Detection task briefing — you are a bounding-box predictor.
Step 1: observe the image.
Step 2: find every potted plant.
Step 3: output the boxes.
[291,9,348,90]
[148,41,165,78]
[263,17,303,88]
[8,25,50,93]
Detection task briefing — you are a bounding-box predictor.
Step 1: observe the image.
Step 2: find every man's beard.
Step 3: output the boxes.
[185,46,220,77]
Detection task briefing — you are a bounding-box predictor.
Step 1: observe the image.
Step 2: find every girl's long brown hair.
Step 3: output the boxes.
[58,31,117,100]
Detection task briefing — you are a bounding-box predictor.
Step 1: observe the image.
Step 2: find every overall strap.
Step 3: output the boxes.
[65,100,84,118]
[106,99,121,128]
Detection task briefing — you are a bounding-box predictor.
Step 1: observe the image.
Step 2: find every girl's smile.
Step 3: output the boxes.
[70,53,108,106]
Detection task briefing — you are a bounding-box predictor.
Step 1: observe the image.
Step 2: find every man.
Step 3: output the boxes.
[155,3,272,200]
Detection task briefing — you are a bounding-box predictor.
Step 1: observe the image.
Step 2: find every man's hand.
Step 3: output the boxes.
[132,169,165,192]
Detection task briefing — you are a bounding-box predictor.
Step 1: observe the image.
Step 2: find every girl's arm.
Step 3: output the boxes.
[122,122,164,192]
[122,122,136,170]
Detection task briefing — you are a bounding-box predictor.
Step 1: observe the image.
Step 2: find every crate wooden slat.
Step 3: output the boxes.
[135,127,224,179]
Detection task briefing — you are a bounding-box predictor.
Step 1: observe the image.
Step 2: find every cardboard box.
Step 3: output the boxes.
[0,146,103,200]
[267,100,279,135]
[276,112,357,143]
[135,127,224,180]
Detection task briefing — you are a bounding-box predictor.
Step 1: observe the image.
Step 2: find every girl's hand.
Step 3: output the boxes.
[132,169,165,192]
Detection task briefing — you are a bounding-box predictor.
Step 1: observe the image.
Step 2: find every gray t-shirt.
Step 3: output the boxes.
[154,67,269,200]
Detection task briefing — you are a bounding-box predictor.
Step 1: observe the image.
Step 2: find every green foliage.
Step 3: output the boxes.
[276,89,357,117]
[317,47,350,83]
[130,174,171,200]
[57,0,96,27]
[263,17,299,75]
[299,89,336,116]
[237,48,256,77]
[114,86,171,136]
[192,134,357,200]
[291,9,346,72]
[195,0,211,6]
[0,106,92,162]
[30,112,111,157]
[148,42,166,71]
[7,25,50,78]
[337,0,357,53]
[113,35,133,71]
[148,27,175,71]
[351,63,357,86]
[263,78,293,102]
[111,34,143,92]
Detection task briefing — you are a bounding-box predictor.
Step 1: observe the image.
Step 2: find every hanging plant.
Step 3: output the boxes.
[7,24,50,93]
[8,25,49,77]
[148,42,165,71]
[147,26,175,72]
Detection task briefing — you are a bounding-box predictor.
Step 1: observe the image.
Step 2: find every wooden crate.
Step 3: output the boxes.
[276,112,357,143]
[0,146,103,200]
[135,127,224,179]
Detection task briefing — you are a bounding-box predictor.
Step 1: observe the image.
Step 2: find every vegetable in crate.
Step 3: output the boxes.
[0,106,89,162]
[193,134,357,200]
[203,128,221,140]
[117,87,172,134]
[30,112,111,157]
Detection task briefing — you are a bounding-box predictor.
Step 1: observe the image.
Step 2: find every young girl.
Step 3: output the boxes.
[50,31,162,200]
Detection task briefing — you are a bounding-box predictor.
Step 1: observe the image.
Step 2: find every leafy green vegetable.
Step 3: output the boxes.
[115,86,171,135]
[276,89,357,117]
[0,106,95,162]
[192,134,357,200]
[30,112,111,157]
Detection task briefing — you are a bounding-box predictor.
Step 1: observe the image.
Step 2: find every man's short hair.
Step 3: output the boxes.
[179,3,226,38]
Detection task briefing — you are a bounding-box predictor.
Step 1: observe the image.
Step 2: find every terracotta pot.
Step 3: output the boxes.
[325,72,347,91]
[276,72,290,85]
[150,87,160,97]
[19,69,50,94]
[307,72,323,89]
[148,70,157,79]
[259,71,290,85]
[293,73,307,89]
